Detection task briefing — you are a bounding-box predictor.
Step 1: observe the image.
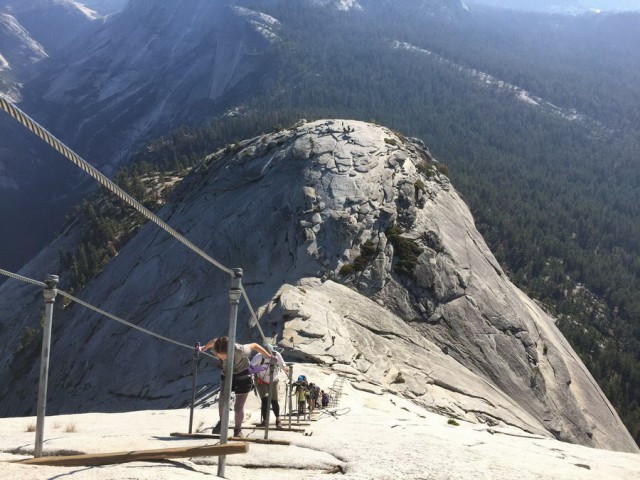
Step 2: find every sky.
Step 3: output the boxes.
[467,0,640,13]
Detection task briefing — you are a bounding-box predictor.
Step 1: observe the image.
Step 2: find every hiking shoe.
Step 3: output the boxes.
[233,429,243,438]
[212,422,221,434]
[275,418,282,429]
[255,421,266,427]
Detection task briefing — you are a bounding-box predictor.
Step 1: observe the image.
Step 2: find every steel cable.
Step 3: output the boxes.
[0,268,46,288]
[0,97,233,276]
[0,268,216,359]
[0,97,270,345]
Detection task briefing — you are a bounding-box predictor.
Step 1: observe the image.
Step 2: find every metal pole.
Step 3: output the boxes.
[283,363,291,417]
[282,382,287,417]
[288,365,293,429]
[263,353,276,439]
[34,274,58,458]
[217,268,242,478]
[189,342,200,434]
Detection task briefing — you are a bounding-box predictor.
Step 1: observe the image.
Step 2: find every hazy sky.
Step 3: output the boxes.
[466,0,640,13]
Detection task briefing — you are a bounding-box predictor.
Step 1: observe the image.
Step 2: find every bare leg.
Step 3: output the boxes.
[233,392,249,435]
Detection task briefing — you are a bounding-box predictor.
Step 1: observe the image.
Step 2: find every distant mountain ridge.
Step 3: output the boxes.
[392,40,607,136]
[24,0,279,165]
[0,11,47,76]
[0,0,99,55]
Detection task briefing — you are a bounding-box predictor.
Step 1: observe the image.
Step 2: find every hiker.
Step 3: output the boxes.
[322,390,330,408]
[202,336,271,437]
[308,382,319,413]
[293,375,310,416]
[313,384,322,408]
[251,349,290,428]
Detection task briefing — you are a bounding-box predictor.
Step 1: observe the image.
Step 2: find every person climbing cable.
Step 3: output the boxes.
[251,348,290,429]
[201,336,271,437]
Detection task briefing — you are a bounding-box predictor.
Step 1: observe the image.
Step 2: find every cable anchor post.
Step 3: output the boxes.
[218,268,242,478]
[34,274,58,458]
[188,342,201,434]
[263,349,277,440]
[287,364,294,430]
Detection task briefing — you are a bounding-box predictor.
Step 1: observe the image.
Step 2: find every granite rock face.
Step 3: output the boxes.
[0,0,97,58]
[26,0,279,162]
[262,278,550,436]
[0,119,636,453]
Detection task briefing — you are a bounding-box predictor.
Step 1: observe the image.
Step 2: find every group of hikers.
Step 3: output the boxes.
[293,374,330,418]
[200,336,330,437]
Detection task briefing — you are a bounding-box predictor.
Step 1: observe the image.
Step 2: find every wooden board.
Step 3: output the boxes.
[16,443,248,467]
[246,425,306,433]
[263,423,311,427]
[170,432,290,445]
[258,417,311,428]
[284,414,318,418]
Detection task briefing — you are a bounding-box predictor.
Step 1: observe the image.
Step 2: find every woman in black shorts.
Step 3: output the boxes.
[203,336,271,437]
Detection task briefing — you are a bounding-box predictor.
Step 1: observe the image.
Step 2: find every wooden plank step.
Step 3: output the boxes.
[252,422,311,427]
[170,432,290,445]
[246,426,306,433]
[16,443,248,467]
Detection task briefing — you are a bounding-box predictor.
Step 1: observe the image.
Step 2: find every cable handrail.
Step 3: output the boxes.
[0,267,216,359]
[0,97,268,345]
[241,285,267,342]
[0,97,233,276]
[58,290,217,358]
[0,268,46,288]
